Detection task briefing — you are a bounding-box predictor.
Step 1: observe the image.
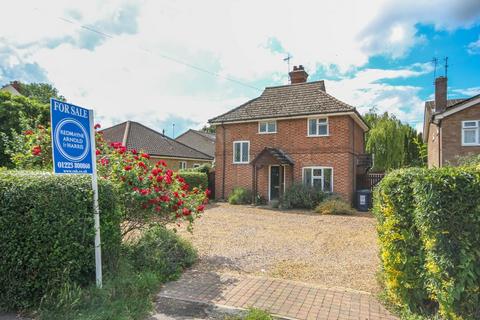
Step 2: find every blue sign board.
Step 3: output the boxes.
[50,99,94,174]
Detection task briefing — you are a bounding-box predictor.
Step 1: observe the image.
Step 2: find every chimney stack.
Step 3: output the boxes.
[289,65,308,84]
[435,76,447,113]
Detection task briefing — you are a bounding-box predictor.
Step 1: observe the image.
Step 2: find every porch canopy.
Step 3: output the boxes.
[251,147,294,201]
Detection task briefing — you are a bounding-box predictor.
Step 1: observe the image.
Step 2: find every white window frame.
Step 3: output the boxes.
[258,120,277,134]
[179,161,187,170]
[301,166,333,193]
[192,163,200,168]
[462,120,480,146]
[233,140,250,164]
[307,117,329,137]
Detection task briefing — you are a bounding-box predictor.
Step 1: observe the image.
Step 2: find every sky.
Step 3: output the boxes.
[1,0,479,136]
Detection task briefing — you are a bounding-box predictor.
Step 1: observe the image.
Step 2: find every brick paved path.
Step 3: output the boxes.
[157,270,397,320]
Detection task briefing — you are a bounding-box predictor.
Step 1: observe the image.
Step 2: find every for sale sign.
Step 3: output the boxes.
[50,98,94,174]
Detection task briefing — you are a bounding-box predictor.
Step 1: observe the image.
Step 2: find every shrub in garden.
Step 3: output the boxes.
[3,123,209,237]
[374,167,480,319]
[127,226,197,279]
[177,171,208,190]
[315,198,355,215]
[228,187,252,205]
[0,171,121,310]
[280,184,326,209]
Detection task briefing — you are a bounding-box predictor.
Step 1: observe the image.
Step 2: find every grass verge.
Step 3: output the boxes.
[38,226,197,320]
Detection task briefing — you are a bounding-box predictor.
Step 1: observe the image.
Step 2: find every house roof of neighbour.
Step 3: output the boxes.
[176,129,216,142]
[424,99,467,112]
[208,81,367,129]
[101,121,213,160]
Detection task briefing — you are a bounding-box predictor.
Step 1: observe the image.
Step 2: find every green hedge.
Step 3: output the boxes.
[0,171,122,310]
[374,167,480,319]
[280,184,326,209]
[177,171,208,190]
[228,187,252,205]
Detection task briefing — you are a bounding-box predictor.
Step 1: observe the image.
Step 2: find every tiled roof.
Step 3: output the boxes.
[101,121,213,160]
[425,99,467,111]
[209,81,358,123]
[191,129,216,141]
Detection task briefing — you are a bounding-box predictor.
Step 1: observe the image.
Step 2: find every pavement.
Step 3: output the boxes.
[151,269,397,320]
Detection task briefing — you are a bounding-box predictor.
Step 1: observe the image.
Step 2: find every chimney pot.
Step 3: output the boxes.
[289,65,309,84]
[435,76,447,113]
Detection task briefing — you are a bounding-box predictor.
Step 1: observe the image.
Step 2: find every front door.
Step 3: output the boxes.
[269,165,280,201]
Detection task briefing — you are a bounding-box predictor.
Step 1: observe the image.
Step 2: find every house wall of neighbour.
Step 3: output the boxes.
[215,115,366,203]
[440,103,480,166]
[150,156,212,171]
[427,122,441,168]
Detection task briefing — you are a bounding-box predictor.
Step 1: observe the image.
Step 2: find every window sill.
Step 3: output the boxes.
[258,132,277,135]
[307,134,330,137]
[461,143,480,146]
[233,162,250,165]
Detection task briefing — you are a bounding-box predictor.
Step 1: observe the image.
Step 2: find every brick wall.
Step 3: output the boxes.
[215,115,365,203]
[150,157,211,171]
[441,103,480,165]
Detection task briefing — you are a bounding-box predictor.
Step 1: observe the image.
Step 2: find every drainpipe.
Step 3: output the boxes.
[221,123,226,200]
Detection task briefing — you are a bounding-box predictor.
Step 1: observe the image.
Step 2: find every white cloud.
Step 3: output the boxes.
[467,37,480,55]
[327,64,432,129]
[0,0,478,134]
[452,86,480,96]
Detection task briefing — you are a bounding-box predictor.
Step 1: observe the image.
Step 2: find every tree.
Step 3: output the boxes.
[0,92,49,167]
[364,109,426,171]
[201,124,216,134]
[15,82,66,104]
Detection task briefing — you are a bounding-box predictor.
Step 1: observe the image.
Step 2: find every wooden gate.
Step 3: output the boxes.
[357,172,385,191]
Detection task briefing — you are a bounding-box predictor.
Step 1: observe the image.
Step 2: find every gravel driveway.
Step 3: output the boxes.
[176,202,381,294]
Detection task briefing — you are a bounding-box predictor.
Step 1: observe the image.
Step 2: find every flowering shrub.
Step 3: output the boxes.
[4,123,209,235]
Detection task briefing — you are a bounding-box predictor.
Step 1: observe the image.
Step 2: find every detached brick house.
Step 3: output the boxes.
[209,65,370,203]
[424,76,480,167]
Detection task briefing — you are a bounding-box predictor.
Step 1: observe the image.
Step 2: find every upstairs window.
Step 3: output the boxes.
[462,121,480,146]
[233,141,249,164]
[308,118,329,136]
[259,121,277,133]
[179,161,187,170]
[302,167,333,193]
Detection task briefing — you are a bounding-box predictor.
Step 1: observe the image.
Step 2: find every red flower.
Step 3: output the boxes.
[24,130,34,135]
[139,189,150,196]
[205,189,212,197]
[31,145,42,156]
[166,169,173,176]
[173,191,179,198]
[177,176,185,183]
[160,195,170,202]
[181,183,189,191]
[100,158,109,166]
[131,149,138,155]
[138,161,147,169]
[182,207,191,216]
[151,168,159,176]
[124,165,132,171]
[156,175,164,182]
[165,175,172,184]
[95,149,101,155]
[197,205,205,212]
[141,153,150,159]
[94,123,101,129]
[110,142,122,148]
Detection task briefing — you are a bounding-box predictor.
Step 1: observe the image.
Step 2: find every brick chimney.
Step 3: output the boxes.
[10,81,22,92]
[434,76,447,113]
[289,65,308,84]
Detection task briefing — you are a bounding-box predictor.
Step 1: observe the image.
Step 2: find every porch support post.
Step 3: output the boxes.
[252,164,256,204]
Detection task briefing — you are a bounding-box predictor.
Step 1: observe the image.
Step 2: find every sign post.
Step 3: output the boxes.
[50,98,102,288]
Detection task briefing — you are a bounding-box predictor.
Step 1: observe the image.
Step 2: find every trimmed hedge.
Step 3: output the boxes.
[228,187,252,205]
[0,171,122,310]
[177,171,208,190]
[374,167,480,319]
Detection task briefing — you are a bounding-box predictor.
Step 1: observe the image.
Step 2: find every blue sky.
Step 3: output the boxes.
[1,0,479,135]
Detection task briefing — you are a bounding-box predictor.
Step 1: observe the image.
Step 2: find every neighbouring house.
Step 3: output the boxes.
[0,81,22,96]
[102,121,213,171]
[209,65,370,203]
[175,129,216,158]
[424,76,480,167]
